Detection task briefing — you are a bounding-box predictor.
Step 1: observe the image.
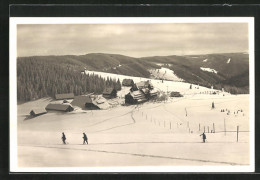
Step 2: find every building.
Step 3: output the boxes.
[30,109,47,117]
[170,91,183,97]
[125,90,147,104]
[71,95,110,110]
[131,80,154,91]
[45,103,74,112]
[149,89,158,98]
[102,87,117,99]
[122,79,134,86]
[55,93,74,100]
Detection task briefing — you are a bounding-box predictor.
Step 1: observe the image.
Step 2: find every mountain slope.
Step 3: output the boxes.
[18,52,249,94]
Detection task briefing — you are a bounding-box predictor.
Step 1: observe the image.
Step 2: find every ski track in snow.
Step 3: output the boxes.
[91,107,137,133]
[19,144,249,166]
[87,107,135,128]
[17,70,250,168]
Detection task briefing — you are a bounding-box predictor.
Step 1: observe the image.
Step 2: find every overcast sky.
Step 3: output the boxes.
[17,23,248,57]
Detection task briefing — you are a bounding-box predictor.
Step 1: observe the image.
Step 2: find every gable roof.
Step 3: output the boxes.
[136,81,147,88]
[136,81,154,89]
[71,95,92,108]
[127,90,147,102]
[103,87,116,95]
[55,93,74,100]
[45,103,73,111]
[30,109,47,115]
[71,95,110,109]
[122,79,134,85]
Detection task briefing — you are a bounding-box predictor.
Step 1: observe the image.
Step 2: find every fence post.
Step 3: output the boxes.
[213,123,215,133]
[224,118,226,136]
[237,126,239,142]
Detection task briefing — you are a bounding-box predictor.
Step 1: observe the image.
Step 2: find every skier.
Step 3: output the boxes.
[212,102,215,109]
[82,132,88,144]
[200,132,206,143]
[61,132,66,144]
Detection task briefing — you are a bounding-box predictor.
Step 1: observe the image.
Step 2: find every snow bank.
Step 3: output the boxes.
[200,67,218,74]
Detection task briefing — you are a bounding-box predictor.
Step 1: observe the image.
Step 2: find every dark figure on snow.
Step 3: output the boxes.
[212,102,215,109]
[61,132,66,144]
[200,132,206,143]
[82,133,88,144]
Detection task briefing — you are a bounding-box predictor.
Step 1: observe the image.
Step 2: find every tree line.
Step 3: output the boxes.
[17,58,121,101]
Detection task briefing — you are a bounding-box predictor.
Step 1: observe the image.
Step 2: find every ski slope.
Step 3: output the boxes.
[16,71,251,170]
[149,67,183,82]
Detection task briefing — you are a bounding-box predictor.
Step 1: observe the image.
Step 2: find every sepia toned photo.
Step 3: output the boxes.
[10,17,255,172]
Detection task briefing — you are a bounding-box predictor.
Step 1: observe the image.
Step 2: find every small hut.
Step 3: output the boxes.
[122,79,134,86]
[55,93,74,100]
[102,87,117,99]
[30,109,47,117]
[45,104,74,112]
[170,91,183,97]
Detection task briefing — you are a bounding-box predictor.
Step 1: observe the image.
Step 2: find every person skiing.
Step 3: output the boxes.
[200,132,206,143]
[82,132,88,145]
[61,132,66,144]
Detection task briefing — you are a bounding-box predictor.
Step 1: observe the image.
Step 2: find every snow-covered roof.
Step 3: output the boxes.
[103,87,116,95]
[45,103,74,111]
[71,95,110,109]
[30,109,47,115]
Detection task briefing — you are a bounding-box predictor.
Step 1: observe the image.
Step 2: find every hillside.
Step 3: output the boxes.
[18,52,249,95]
[140,53,249,92]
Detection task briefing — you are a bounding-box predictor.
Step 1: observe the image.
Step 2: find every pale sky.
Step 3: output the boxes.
[17,23,248,57]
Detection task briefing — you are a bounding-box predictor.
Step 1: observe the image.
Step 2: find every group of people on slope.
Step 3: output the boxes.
[62,132,207,144]
[61,132,88,145]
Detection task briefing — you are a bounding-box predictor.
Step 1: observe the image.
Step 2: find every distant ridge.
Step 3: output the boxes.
[18,52,249,94]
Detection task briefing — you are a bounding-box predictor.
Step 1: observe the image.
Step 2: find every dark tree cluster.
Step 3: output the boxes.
[17,58,121,101]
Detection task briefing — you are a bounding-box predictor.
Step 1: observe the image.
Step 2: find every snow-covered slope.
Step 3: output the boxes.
[227,58,231,64]
[85,70,224,96]
[16,70,250,169]
[200,67,218,74]
[149,67,183,82]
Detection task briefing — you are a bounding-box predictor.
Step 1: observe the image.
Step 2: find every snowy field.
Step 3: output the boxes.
[16,71,251,170]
